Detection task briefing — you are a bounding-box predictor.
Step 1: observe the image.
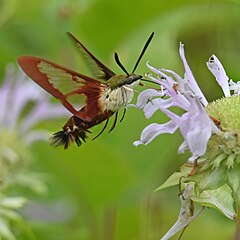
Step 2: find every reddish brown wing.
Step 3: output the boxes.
[18,56,105,121]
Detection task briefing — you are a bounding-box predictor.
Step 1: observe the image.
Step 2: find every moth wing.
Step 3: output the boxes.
[67,32,116,81]
[18,56,104,121]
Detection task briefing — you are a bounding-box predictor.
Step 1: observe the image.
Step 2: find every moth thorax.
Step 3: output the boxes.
[100,85,136,112]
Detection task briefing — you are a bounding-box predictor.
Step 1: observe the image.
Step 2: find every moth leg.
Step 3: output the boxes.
[108,111,118,133]
[92,117,110,140]
[120,108,126,122]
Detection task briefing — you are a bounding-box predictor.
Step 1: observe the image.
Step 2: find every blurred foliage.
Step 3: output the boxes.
[0,0,239,239]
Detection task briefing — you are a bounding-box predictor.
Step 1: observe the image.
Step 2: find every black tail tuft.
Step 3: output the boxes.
[75,131,89,147]
[50,130,89,149]
[50,131,73,149]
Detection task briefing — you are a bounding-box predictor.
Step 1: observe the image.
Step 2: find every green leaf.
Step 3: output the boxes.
[227,164,240,203]
[1,197,27,209]
[156,172,186,191]
[0,218,16,240]
[188,165,226,192]
[191,184,235,220]
[156,164,193,191]
[0,208,23,221]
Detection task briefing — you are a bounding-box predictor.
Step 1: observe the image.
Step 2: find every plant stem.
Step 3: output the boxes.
[235,201,240,240]
[235,215,240,240]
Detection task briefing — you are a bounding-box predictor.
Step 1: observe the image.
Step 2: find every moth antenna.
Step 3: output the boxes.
[132,32,154,74]
[114,52,129,76]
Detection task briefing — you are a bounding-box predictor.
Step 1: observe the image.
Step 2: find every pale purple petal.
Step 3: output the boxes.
[0,66,13,125]
[8,86,41,128]
[178,98,214,161]
[7,68,45,128]
[179,43,208,106]
[134,121,178,146]
[178,141,188,154]
[135,43,229,162]
[146,62,172,85]
[147,67,190,110]
[229,80,240,95]
[146,65,176,92]
[186,123,212,162]
[143,98,173,118]
[169,92,190,111]
[207,55,230,97]
[19,101,69,132]
[135,89,163,109]
[161,68,183,83]
[160,107,181,124]
[0,64,69,145]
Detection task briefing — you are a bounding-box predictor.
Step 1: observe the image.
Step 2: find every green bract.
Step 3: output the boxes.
[207,95,240,132]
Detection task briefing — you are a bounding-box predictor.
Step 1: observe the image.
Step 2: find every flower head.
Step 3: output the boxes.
[134,43,240,162]
[0,64,69,183]
[0,64,69,240]
[134,43,240,238]
[0,64,68,144]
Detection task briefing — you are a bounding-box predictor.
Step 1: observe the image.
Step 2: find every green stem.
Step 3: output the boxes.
[234,201,240,240]
[235,215,240,240]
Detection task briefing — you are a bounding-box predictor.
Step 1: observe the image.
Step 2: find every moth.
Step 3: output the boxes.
[18,32,154,149]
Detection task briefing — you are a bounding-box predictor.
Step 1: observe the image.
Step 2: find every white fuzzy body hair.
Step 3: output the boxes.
[99,81,139,112]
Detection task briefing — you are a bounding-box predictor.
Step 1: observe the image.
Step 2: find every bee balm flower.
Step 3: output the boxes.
[0,64,69,240]
[134,43,237,163]
[134,44,240,239]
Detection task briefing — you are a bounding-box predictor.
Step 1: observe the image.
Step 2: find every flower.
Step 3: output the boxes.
[0,64,69,144]
[0,64,68,186]
[134,43,240,239]
[0,64,69,240]
[134,43,238,162]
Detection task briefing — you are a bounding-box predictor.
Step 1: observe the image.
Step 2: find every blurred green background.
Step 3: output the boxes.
[0,0,240,239]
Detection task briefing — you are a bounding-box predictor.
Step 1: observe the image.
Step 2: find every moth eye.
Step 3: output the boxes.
[125,78,133,85]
